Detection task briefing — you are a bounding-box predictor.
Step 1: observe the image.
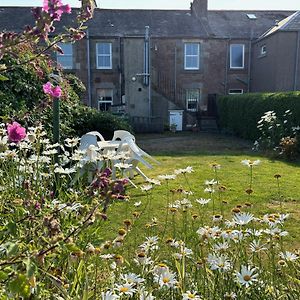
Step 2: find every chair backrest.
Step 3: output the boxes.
[79,134,98,151]
[86,131,105,141]
[112,130,135,142]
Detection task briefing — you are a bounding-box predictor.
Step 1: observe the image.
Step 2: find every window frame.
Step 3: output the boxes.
[260,45,267,56]
[56,42,73,69]
[97,88,113,111]
[186,88,200,112]
[230,44,245,69]
[184,43,200,70]
[96,42,112,70]
[228,89,244,95]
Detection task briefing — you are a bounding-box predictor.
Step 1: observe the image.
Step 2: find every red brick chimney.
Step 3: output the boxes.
[191,0,208,17]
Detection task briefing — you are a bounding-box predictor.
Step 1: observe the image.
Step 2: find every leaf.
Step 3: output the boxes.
[25,258,37,278]
[0,271,8,281]
[8,274,31,298]
[0,74,8,81]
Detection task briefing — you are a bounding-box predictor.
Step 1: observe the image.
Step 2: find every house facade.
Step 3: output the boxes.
[0,1,297,132]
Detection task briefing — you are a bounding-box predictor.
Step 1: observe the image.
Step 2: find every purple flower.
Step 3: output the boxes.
[43,81,62,98]
[7,122,26,143]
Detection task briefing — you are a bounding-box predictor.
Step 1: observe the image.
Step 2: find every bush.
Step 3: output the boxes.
[217,92,300,140]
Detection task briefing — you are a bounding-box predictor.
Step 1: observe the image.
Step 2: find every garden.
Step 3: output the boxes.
[0,0,299,299]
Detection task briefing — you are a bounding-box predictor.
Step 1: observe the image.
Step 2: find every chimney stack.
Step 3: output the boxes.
[191,0,208,17]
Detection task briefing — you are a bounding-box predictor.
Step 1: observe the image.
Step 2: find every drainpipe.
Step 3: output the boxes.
[293,30,300,91]
[224,39,230,94]
[86,29,92,107]
[144,26,151,117]
[174,45,177,103]
[247,39,252,93]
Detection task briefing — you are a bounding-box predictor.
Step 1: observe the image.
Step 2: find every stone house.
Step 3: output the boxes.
[0,0,297,132]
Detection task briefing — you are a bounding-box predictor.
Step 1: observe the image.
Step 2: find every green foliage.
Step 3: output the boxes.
[217,92,300,140]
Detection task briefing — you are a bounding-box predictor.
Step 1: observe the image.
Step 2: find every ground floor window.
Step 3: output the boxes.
[228,89,243,95]
[186,89,200,112]
[97,89,113,111]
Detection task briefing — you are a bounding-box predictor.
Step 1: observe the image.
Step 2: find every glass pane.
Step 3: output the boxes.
[185,43,198,55]
[98,56,111,68]
[231,45,243,68]
[57,56,73,69]
[98,43,111,55]
[59,43,72,55]
[185,56,198,69]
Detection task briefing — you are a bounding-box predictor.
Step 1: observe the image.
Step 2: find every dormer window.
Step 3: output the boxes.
[261,45,267,56]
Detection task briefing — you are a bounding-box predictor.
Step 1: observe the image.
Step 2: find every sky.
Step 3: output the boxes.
[1,0,300,10]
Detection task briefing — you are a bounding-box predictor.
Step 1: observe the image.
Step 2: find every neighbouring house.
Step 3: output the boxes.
[0,0,297,132]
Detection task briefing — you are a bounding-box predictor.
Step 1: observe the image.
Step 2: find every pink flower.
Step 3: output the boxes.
[43,81,62,98]
[7,122,27,143]
[42,0,71,21]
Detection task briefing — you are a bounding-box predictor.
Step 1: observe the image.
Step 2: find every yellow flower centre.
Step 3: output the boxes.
[120,287,129,293]
[243,275,251,281]
[188,294,195,298]
[163,277,170,283]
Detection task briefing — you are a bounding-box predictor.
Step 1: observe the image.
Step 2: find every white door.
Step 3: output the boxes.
[169,111,183,131]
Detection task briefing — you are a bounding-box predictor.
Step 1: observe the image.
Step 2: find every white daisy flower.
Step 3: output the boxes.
[101,290,120,300]
[134,201,142,207]
[233,212,255,225]
[279,251,298,262]
[241,159,261,167]
[154,270,177,288]
[236,265,258,288]
[140,184,153,192]
[195,198,211,206]
[207,253,232,272]
[114,283,136,297]
[121,273,145,285]
[249,240,267,253]
[157,174,176,180]
[182,290,201,299]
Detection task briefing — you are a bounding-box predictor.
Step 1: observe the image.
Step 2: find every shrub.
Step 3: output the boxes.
[217,92,300,140]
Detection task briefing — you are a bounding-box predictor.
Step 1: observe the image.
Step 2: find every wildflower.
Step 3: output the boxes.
[245,188,253,195]
[205,179,218,186]
[224,292,237,299]
[274,174,281,179]
[154,270,177,288]
[212,214,223,223]
[134,201,142,207]
[213,241,229,252]
[174,166,194,175]
[101,291,120,300]
[7,122,26,143]
[210,162,221,170]
[157,174,176,180]
[43,81,62,98]
[114,283,136,297]
[121,273,145,285]
[233,212,254,225]
[236,265,258,288]
[207,253,232,272]
[139,236,159,253]
[249,240,267,253]
[279,251,298,262]
[231,207,241,214]
[182,290,201,299]
[114,162,132,169]
[241,159,261,167]
[139,290,155,300]
[195,198,211,206]
[147,178,161,185]
[153,263,169,275]
[65,137,80,148]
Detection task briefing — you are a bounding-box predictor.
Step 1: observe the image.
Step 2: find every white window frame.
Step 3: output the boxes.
[260,45,267,56]
[230,44,245,69]
[97,89,113,111]
[184,43,200,70]
[186,89,200,112]
[228,89,244,95]
[57,42,73,69]
[96,42,112,69]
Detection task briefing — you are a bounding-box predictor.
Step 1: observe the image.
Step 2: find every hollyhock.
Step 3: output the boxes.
[7,122,27,143]
[43,81,62,98]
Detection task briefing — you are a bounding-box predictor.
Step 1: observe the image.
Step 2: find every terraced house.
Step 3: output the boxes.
[0,0,298,131]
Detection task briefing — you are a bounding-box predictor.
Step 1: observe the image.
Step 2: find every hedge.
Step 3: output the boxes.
[217,92,300,140]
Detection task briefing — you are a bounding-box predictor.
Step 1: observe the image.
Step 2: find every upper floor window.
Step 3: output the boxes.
[96,42,112,69]
[230,44,244,69]
[97,88,113,111]
[261,45,267,56]
[228,89,243,95]
[184,43,200,70]
[186,89,200,111]
[57,43,73,69]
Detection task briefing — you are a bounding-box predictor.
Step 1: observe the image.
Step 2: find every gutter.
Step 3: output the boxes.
[293,30,300,91]
[86,29,92,107]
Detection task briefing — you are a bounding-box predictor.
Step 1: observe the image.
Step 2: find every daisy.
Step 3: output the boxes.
[195,198,211,206]
[115,283,136,297]
[147,178,161,185]
[134,201,142,207]
[241,159,261,167]
[224,292,237,299]
[157,174,176,180]
[205,179,218,186]
[279,251,298,262]
[121,273,145,285]
[182,290,201,299]
[101,290,120,300]
[249,240,267,253]
[140,184,153,192]
[154,270,177,288]
[174,166,194,174]
[236,265,258,288]
[139,290,155,300]
[233,212,255,225]
[207,253,232,272]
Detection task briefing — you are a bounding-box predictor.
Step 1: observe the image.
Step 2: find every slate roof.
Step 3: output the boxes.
[0,7,295,40]
[260,11,300,39]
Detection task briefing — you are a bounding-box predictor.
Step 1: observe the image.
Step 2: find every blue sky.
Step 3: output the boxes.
[1,0,300,10]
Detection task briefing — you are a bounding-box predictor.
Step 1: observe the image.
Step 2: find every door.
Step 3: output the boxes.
[169,111,183,131]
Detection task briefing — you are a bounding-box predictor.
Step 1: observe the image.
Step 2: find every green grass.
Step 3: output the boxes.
[100,152,300,250]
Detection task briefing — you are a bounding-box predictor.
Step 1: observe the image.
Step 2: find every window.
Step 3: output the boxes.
[184,43,200,70]
[261,45,267,56]
[228,89,243,94]
[97,89,113,111]
[186,89,200,111]
[57,43,73,69]
[246,13,257,19]
[230,44,245,69]
[96,42,112,69]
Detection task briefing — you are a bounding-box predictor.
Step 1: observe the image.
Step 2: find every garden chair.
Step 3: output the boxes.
[79,131,105,151]
[112,130,135,142]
